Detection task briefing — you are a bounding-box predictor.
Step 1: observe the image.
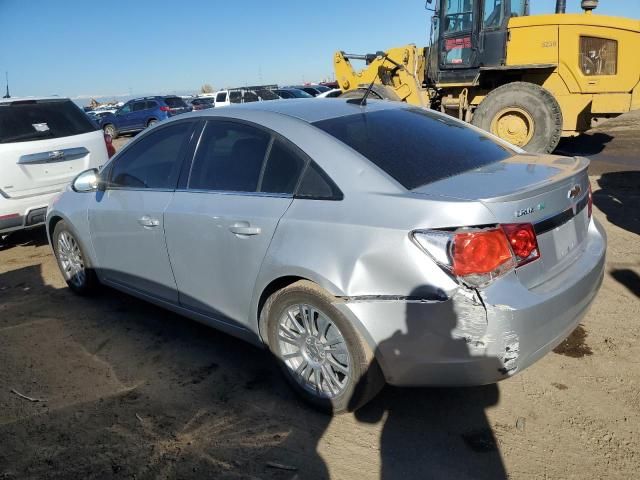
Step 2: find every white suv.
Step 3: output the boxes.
[0,97,113,236]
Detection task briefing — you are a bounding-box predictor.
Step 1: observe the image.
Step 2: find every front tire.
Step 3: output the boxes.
[52,221,98,295]
[147,118,158,128]
[264,280,384,413]
[471,82,563,153]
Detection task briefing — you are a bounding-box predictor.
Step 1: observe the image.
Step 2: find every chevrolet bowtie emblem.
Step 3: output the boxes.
[48,150,65,161]
[568,184,582,199]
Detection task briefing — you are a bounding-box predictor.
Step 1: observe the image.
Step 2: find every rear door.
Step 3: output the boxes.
[164,120,305,326]
[88,120,196,302]
[0,99,108,198]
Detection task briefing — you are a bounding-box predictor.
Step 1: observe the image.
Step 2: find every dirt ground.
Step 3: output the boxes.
[1,114,639,479]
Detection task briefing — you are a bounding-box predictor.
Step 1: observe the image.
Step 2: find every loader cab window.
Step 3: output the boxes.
[509,0,527,17]
[444,0,474,33]
[483,0,504,29]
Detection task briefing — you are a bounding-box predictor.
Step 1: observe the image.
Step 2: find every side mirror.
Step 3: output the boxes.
[72,168,99,193]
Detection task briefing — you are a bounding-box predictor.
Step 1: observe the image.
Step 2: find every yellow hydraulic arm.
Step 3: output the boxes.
[333,45,431,107]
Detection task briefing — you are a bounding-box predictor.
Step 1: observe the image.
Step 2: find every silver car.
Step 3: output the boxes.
[46,99,606,412]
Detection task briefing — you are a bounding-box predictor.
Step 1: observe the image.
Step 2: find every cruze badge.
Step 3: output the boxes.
[515,203,545,218]
[568,185,582,199]
[48,150,65,161]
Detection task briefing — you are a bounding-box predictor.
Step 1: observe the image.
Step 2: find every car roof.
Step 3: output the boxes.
[185,98,406,123]
[0,96,70,104]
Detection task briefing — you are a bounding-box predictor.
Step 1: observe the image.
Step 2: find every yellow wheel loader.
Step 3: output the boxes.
[334,0,640,153]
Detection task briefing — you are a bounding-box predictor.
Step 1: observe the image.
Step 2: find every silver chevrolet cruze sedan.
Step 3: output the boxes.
[47,99,606,412]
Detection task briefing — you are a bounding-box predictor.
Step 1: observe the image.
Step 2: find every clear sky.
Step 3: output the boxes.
[0,0,637,102]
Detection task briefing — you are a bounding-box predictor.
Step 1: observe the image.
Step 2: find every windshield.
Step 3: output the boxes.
[313,107,512,190]
[0,99,97,144]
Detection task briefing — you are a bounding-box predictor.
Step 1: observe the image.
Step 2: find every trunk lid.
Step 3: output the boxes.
[412,154,591,288]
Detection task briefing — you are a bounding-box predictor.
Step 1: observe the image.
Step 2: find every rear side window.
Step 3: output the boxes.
[243,91,259,103]
[296,162,342,200]
[164,97,187,108]
[189,121,270,192]
[0,99,97,143]
[132,101,147,111]
[108,122,192,189]
[145,100,158,109]
[229,91,242,104]
[313,108,512,190]
[260,140,306,194]
[216,92,227,103]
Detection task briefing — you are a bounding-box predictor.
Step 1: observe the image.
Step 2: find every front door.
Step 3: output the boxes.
[440,0,476,68]
[88,120,195,302]
[164,120,307,327]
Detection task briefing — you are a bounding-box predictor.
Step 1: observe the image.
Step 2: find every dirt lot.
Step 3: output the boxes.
[1,114,639,479]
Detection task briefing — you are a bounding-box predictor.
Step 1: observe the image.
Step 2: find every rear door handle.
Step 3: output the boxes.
[229,222,261,236]
[138,215,160,228]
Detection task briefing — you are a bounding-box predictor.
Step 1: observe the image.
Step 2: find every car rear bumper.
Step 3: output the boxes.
[0,190,62,234]
[335,218,606,386]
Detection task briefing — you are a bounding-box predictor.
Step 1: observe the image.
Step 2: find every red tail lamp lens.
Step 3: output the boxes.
[501,223,539,265]
[452,229,513,276]
[103,133,116,158]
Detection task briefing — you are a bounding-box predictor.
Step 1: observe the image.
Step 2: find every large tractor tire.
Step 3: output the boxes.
[339,84,401,102]
[471,82,563,154]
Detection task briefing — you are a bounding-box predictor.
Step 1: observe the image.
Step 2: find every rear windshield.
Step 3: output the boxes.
[0,99,97,144]
[313,108,512,190]
[163,97,187,108]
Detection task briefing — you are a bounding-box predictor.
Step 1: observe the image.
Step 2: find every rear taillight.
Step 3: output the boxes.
[412,223,540,288]
[159,106,171,112]
[588,184,593,218]
[501,223,539,266]
[104,133,116,158]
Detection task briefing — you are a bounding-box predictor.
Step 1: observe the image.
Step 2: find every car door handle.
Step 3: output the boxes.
[138,216,160,228]
[228,222,261,236]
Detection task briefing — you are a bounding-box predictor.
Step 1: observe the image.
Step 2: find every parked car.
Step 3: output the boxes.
[47,100,606,413]
[188,97,215,110]
[289,85,331,97]
[273,88,314,99]
[0,97,112,236]
[316,89,342,98]
[213,88,279,107]
[98,96,191,139]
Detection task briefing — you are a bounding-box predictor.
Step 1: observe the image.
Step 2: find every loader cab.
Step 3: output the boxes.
[428,0,528,84]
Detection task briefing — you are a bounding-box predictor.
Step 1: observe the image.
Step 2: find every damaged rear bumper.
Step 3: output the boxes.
[334,219,606,387]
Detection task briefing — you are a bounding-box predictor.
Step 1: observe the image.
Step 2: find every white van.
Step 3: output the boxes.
[0,97,112,236]
[213,88,280,108]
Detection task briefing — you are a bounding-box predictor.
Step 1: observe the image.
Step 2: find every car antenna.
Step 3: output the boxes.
[346,53,386,107]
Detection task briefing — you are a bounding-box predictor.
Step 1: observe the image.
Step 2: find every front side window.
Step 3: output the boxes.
[216,92,227,103]
[313,108,512,190]
[580,36,618,76]
[108,122,192,189]
[188,121,270,192]
[444,0,474,33]
[118,104,132,115]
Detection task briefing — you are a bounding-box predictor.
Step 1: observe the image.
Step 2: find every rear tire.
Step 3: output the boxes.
[471,82,563,153]
[147,118,158,128]
[103,124,117,140]
[264,280,384,413]
[52,221,98,295]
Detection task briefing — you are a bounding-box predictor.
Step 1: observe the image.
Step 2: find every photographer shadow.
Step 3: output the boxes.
[352,286,507,479]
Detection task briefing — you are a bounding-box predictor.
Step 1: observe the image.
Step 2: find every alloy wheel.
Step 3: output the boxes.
[277,304,351,398]
[57,231,86,288]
